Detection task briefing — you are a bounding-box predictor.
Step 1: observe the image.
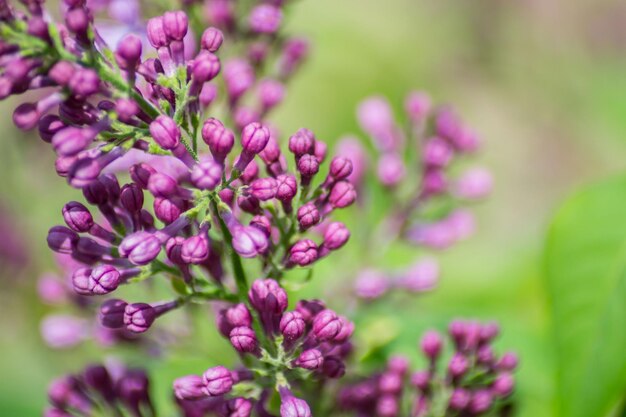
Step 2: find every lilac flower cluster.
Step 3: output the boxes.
[339,321,518,417]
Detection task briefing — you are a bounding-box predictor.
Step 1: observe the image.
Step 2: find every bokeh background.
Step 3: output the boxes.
[2,0,626,415]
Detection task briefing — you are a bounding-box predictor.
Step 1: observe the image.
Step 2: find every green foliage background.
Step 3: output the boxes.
[1,0,626,415]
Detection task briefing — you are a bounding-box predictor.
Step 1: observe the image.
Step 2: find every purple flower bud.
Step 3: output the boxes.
[116,34,142,69]
[222,398,253,417]
[288,239,318,266]
[248,279,288,315]
[165,236,185,265]
[357,97,396,150]
[223,59,255,102]
[279,37,309,77]
[411,370,431,392]
[52,127,95,157]
[258,79,285,111]
[250,177,277,201]
[38,115,65,143]
[279,311,305,341]
[405,91,431,122]
[191,158,223,190]
[182,235,209,264]
[322,221,350,250]
[47,226,78,254]
[86,265,121,295]
[420,330,443,360]
[202,118,234,164]
[119,231,161,265]
[312,309,342,341]
[479,322,500,344]
[116,99,139,123]
[314,140,327,163]
[150,115,181,150]
[49,61,76,86]
[376,395,399,417]
[329,181,356,209]
[191,51,221,83]
[83,365,115,401]
[395,258,439,292]
[297,203,320,231]
[250,215,272,237]
[497,352,519,371]
[147,16,169,48]
[275,174,297,203]
[148,172,179,198]
[422,168,447,195]
[231,226,268,258]
[116,369,151,411]
[259,134,281,164]
[468,390,493,414]
[477,345,495,365]
[288,128,315,158]
[218,303,252,337]
[130,163,156,189]
[448,388,470,410]
[423,137,453,168]
[295,299,326,323]
[279,387,311,417]
[240,122,270,154]
[355,269,388,300]
[41,315,87,349]
[377,153,405,187]
[163,10,188,41]
[202,366,233,396]
[68,68,100,98]
[249,4,282,34]
[329,157,353,181]
[237,194,261,214]
[334,316,354,343]
[201,27,224,52]
[154,197,184,224]
[65,8,89,37]
[453,167,493,200]
[321,356,346,379]
[120,183,144,213]
[447,353,469,379]
[297,154,319,180]
[294,349,324,370]
[240,160,260,184]
[124,303,157,333]
[99,298,128,328]
[492,373,515,397]
[173,375,205,400]
[62,201,93,233]
[229,326,258,353]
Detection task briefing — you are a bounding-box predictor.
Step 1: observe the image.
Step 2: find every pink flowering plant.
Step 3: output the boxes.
[0,0,515,416]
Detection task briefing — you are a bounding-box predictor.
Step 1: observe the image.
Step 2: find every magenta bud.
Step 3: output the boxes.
[449,388,470,410]
[477,345,495,365]
[49,61,76,86]
[469,390,493,414]
[497,352,519,371]
[329,181,356,208]
[288,128,315,157]
[201,27,224,52]
[146,16,168,48]
[377,153,406,187]
[297,203,320,231]
[333,316,354,343]
[250,177,277,201]
[447,353,469,378]
[165,236,185,265]
[423,137,453,168]
[329,157,353,181]
[62,201,94,232]
[52,127,95,157]
[279,311,305,341]
[119,231,161,265]
[154,197,184,224]
[388,356,410,376]
[202,366,233,396]
[250,215,272,237]
[241,122,270,155]
[99,298,128,328]
[124,303,156,333]
[492,373,515,397]
[68,68,100,98]
[222,398,252,417]
[231,226,268,258]
[420,330,443,360]
[314,141,327,163]
[47,226,78,254]
[288,239,318,267]
[65,8,89,36]
[200,83,218,108]
[229,326,258,353]
[248,279,288,315]
[379,372,402,394]
[89,265,121,295]
[249,4,282,34]
[454,167,493,200]
[275,174,298,203]
[120,183,144,213]
[191,51,221,83]
[218,303,252,337]
[312,309,342,341]
[297,154,319,180]
[423,168,447,195]
[173,375,205,400]
[376,395,399,417]
[202,118,234,163]
[116,99,139,123]
[163,10,188,41]
[150,116,181,150]
[294,349,324,370]
[279,387,311,417]
[116,34,142,69]
[258,78,285,110]
[322,222,350,250]
[39,115,65,143]
[321,356,346,379]
[181,235,209,264]
[130,163,156,189]
[355,269,388,300]
[148,173,179,198]
[411,371,431,392]
[259,134,281,164]
[191,159,223,190]
[405,91,431,122]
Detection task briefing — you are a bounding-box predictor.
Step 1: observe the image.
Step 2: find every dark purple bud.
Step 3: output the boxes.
[173,375,205,400]
[202,118,234,163]
[52,127,95,157]
[191,51,221,83]
[497,352,519,371]
[294,349,323,370]
[279,311,305,341]
[279,387,311,417]
[124,303,157,333]
[333,316,354,343]
[84,365,115,401]
[148,173,179,198]
[154,197,185,224]
[275,174,297,202]
[295,299,325,323]
[258,79,285,111]
[297,203,320,231]
[120,183,144,213]
[411,371,430,392]
[448,388,470,410]
[423,137,453,168]
[321,356,346,379]
[119,231,161,265]
[312,309,342,341]
[448,353,469,379]
[116,34,142,69]
[222,398,252,417]
[47,226,78,254]
[250,215,272,237]
[240,160,260,184]
[250,177,277,201]
[182,235,209,264]
[163,10,188,41]
[288,128,315,158]
[165,236,185,265]
[147,16,169,48]
[468,390,493,414]
[322,222,350,250]
[249,4,282,34]
[130,163,156,189]
[191,158,223,190]
[12,103,40,131]
[237,194,261,214]
[201,27,223,52]
[99,298,128,328]
[248,279,288,315]
[62,201,94,232]
[259,134,281,164]
[150,115,181,150]
[420,330,443,360]
[202,366,233,396]
[68,68,100,98]
[231,226,268,258]
[329,181,356,209]
[297,154,319,180]
[38,115,65,143]
[218,303,252,337]
[116,369,151,411]
[241,122,270,154]
[229,326,258,353]
[288,239,318,267]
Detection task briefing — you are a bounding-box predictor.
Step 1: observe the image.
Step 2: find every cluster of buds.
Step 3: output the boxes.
[173,278,354,416]
[44,363,154,417]
[338,320,518,417]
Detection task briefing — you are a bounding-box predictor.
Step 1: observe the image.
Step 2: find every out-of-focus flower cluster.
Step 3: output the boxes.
[339,321,518,417]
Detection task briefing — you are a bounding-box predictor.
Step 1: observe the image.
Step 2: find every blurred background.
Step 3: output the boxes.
[2,0,626,415]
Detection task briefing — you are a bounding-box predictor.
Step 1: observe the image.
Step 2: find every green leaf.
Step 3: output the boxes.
[545,174,626,417]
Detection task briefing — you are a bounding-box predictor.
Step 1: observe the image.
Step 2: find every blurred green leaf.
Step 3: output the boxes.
[545,175,626,417]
